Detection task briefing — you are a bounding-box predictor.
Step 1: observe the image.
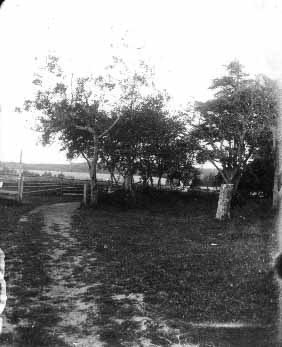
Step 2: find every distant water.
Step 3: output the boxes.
[27,169,116,181]
[26,169,166,185]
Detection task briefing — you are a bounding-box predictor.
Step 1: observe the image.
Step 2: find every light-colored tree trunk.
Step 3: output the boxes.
[216,184,234,220]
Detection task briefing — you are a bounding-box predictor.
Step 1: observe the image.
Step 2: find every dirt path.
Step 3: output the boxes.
[0,203,177,347]
[1,202,105,347]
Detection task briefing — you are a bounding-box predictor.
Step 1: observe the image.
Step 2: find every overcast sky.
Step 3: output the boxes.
[1,0,282,164]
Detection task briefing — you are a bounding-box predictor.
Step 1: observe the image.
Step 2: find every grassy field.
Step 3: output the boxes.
[72,190,278,345]
[0,199,37,235]
[0,190,279,346]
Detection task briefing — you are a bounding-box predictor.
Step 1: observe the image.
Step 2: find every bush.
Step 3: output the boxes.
[238,158,274,198]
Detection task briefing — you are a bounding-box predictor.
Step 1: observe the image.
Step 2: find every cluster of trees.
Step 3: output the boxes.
[100,94,198,194]
[23,56,198,205]
[23,56,279,219]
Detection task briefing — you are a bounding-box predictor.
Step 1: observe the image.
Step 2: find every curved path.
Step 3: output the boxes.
[1,202,169,347]
[2,202,104,347]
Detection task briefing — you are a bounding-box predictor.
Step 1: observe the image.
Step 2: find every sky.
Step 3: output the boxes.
[1,0,282,164]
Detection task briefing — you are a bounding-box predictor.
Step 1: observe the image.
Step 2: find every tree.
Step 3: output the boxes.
[23,55,154,206]
[193,61,275,219]
[133,95,191,188]
[101,93,198,194]
[164,136,198,188]
[101,93,170,194]
[238,157,274,199]
[26,76,118,206]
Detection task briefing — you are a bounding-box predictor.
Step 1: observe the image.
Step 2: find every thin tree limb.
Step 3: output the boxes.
[74,125,96,135]
[98,116,120,139]
[81,151,91,169]
[209,159,228,183]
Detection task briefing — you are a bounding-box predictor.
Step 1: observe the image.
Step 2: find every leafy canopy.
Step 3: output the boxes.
[193,60,277,184]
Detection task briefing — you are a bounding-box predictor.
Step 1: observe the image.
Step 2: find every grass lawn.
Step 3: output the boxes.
[73,190,278,345]
[0,190,278,346]
[0,199,37,237]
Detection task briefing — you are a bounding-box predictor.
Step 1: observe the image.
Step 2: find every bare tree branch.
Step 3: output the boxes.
[81,151,91,169]
[98,115,120,139]
[209,159,228,183]
[74,125,96,135]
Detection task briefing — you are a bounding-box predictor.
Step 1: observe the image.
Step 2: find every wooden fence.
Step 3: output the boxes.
[0,173,120,203]
[0,173,22,201]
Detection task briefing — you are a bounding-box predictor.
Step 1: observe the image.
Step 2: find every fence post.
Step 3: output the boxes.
[60,177,63,200]
[83,183,87,206]
[17,175,23,202]
[20,176,24,200]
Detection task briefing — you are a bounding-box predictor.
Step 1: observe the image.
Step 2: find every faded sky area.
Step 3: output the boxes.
[1,0,282,163]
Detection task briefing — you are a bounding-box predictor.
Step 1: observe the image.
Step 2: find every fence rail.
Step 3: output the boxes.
[0,173,121,203]
[0,172,219,203]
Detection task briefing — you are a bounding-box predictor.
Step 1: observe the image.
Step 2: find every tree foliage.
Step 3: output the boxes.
[193,61,276,190]
[101,93,198,190]
[191,61,278,219]
[23,55,198,204]
[23,55,157,205]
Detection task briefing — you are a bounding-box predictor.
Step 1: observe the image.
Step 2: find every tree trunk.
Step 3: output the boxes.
[273,81,282,208]
[142,178,147,188]
[124,173,136,204]
[110,171,117,184]
[157,176,162,189]
[216,184,234,220]
[273,137,280,208]
[232,172,241,194]
[89,141,99,207]
[89,166,98,207]
[273,149,279,208]
[124,174,134,193]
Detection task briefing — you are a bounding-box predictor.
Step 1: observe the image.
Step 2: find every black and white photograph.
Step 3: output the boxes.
[0,0,282,345]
